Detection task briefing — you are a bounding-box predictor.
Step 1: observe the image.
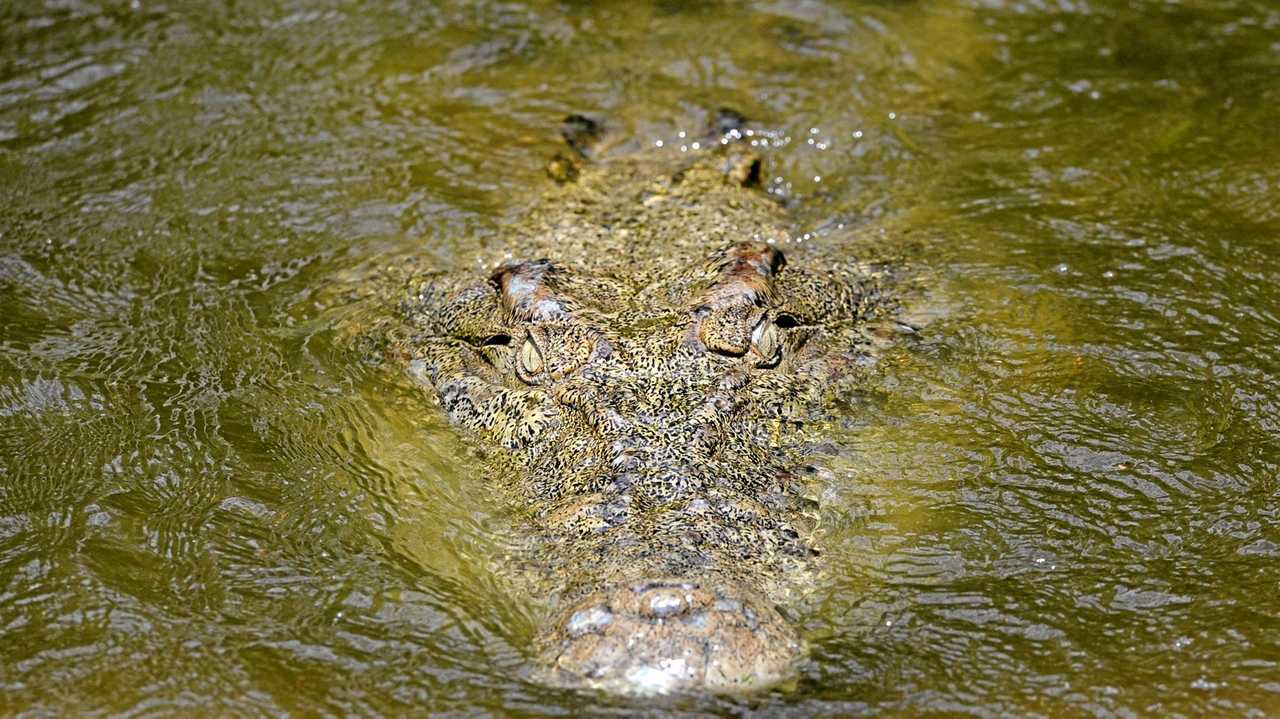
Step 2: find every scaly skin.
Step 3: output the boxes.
[383,115,889,694]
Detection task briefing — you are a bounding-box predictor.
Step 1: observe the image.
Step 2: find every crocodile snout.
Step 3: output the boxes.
[540,579,803,694]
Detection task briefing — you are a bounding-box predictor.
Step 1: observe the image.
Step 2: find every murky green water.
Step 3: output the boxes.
[2,0,1278,715]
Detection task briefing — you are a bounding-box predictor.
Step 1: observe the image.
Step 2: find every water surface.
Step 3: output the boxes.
[2,0,1279,715]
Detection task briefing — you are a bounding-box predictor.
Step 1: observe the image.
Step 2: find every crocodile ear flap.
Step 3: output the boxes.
[490,260,574,322]
[701,242,785,302]
[688,242,785,354]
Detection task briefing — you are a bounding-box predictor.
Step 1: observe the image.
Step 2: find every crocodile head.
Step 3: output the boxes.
[392,122,883,694]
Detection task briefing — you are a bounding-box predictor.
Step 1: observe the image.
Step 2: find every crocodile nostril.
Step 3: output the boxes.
[642,588,690,618]
[566,604,613,638]
[542,580,803,694]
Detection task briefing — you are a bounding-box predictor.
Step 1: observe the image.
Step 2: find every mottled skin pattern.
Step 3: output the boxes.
[383,116,888,694]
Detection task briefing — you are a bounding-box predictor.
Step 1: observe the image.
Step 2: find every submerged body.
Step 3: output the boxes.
[381,116,890,693]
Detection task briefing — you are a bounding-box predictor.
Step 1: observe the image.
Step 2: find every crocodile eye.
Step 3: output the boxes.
[518,337,545,377]
[749,320,782,368]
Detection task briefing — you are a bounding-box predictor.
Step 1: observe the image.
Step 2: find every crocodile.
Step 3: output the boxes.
[378,113,892,694]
